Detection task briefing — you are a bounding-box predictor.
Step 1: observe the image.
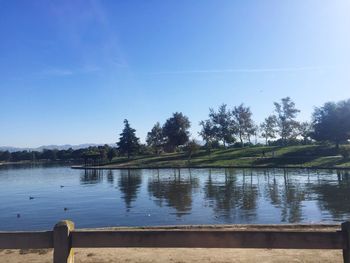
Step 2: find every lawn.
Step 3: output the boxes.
[97,145,350,169]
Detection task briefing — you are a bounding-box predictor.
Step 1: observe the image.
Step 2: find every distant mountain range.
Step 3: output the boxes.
[0,144,114,152]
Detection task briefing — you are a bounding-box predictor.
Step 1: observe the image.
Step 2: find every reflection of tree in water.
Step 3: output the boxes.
[241,170,259,213]
[311,170,350,219]
[118,169,142,209]
[265,169,305,223]
[264,169,281,206]
[107,169,114,184]
[80,169,104,184]
[204,169,258,221]
[148,169,199,217]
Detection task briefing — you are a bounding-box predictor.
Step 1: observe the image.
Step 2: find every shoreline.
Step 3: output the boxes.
[3,145,350,171]
[0,160,78,166]
[71,164,350,170]
[0,223,341,233]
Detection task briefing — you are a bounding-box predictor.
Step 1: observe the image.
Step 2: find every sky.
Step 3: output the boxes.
[0,0,350,148]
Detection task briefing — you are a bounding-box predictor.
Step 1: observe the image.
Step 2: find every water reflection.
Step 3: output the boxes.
[118,169,142,209]
[312,170,350,219]
[52,167,350,227]
[263,169,306,223]
[77,168,350,223]
[148,169,199,217]
[279,169,306,223]
[204,169,258,221]
[80,169,104,184]
[107,170,114,184]
[264,170,281,207]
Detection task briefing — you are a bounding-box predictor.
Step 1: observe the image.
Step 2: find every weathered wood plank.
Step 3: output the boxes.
[72,230,345,249]
[53,220,74,263]
[0,231,53,249]
[342,222,350,263]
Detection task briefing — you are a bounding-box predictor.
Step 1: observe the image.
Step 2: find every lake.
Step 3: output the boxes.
[0,164,349,231]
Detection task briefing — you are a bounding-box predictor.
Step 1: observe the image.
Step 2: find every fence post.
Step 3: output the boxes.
[342,221,350,263]
[53,220,75,263]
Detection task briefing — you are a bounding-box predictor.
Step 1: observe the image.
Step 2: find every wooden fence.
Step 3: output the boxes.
[0,220,349,263]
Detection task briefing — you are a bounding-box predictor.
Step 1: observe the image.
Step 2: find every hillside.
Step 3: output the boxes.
[94,145,350,169]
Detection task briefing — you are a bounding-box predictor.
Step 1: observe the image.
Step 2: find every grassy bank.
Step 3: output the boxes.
[92,145,350,169]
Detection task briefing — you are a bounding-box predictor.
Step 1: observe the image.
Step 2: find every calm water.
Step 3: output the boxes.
[0,164,350,230]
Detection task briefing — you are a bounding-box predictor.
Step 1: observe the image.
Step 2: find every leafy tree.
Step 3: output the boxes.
[199,119,215,153]
[232,104,254,146]
[97,145,109,161]
[57,148,73,160]
[162,112,191,151]
[311,99,350,149]
[260,115,278,145]
[138,144,153,155]
[107,147,117,162]
[185,139,200,161]
[146,122,165,155]
[0,151,11,162]
[209,104,235,147]
[298,121,312,144]
[117,119,140,158]
[274,97,300,143]
[41,149,57,161]
[247,124,259,144]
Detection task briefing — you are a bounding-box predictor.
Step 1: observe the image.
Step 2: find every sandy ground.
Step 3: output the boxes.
[0,248,343,263]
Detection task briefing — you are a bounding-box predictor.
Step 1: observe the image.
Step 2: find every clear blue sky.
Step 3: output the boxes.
[1,0,349,147]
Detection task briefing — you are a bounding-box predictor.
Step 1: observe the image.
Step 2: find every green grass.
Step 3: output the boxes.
[99,145,350,169]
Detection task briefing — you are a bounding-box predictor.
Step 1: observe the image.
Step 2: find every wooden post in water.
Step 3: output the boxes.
[53,220,75,263]
[342,221,350,263]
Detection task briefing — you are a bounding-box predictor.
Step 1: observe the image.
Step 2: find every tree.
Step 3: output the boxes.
[107,147,117,162]
[311,99,350,149]
[146,122,165,155]
[260,115,278,145]
[98,146,108,161]
[209,104,235,147]
[298,121,312,144]
[199,119,215,153]
[41,149,57,161]
[247,124,259,144]
[117,119,140,158]
[0,151,11,162]
[162,112,191,151]
[185,139,200,161]
[273,97,300,143]
[232,104,254,146]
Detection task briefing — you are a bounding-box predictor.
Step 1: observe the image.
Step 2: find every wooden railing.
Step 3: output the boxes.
[0,220,349,263]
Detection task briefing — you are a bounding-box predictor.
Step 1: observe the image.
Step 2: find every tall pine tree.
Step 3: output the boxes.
[117,119,140,158]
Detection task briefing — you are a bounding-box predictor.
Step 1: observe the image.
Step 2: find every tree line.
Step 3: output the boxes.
[117,97,350,158]
[0,145,118,163]
[1,97,349,162]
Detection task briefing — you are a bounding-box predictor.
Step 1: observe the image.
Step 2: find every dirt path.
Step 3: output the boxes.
[0,248,343,263]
